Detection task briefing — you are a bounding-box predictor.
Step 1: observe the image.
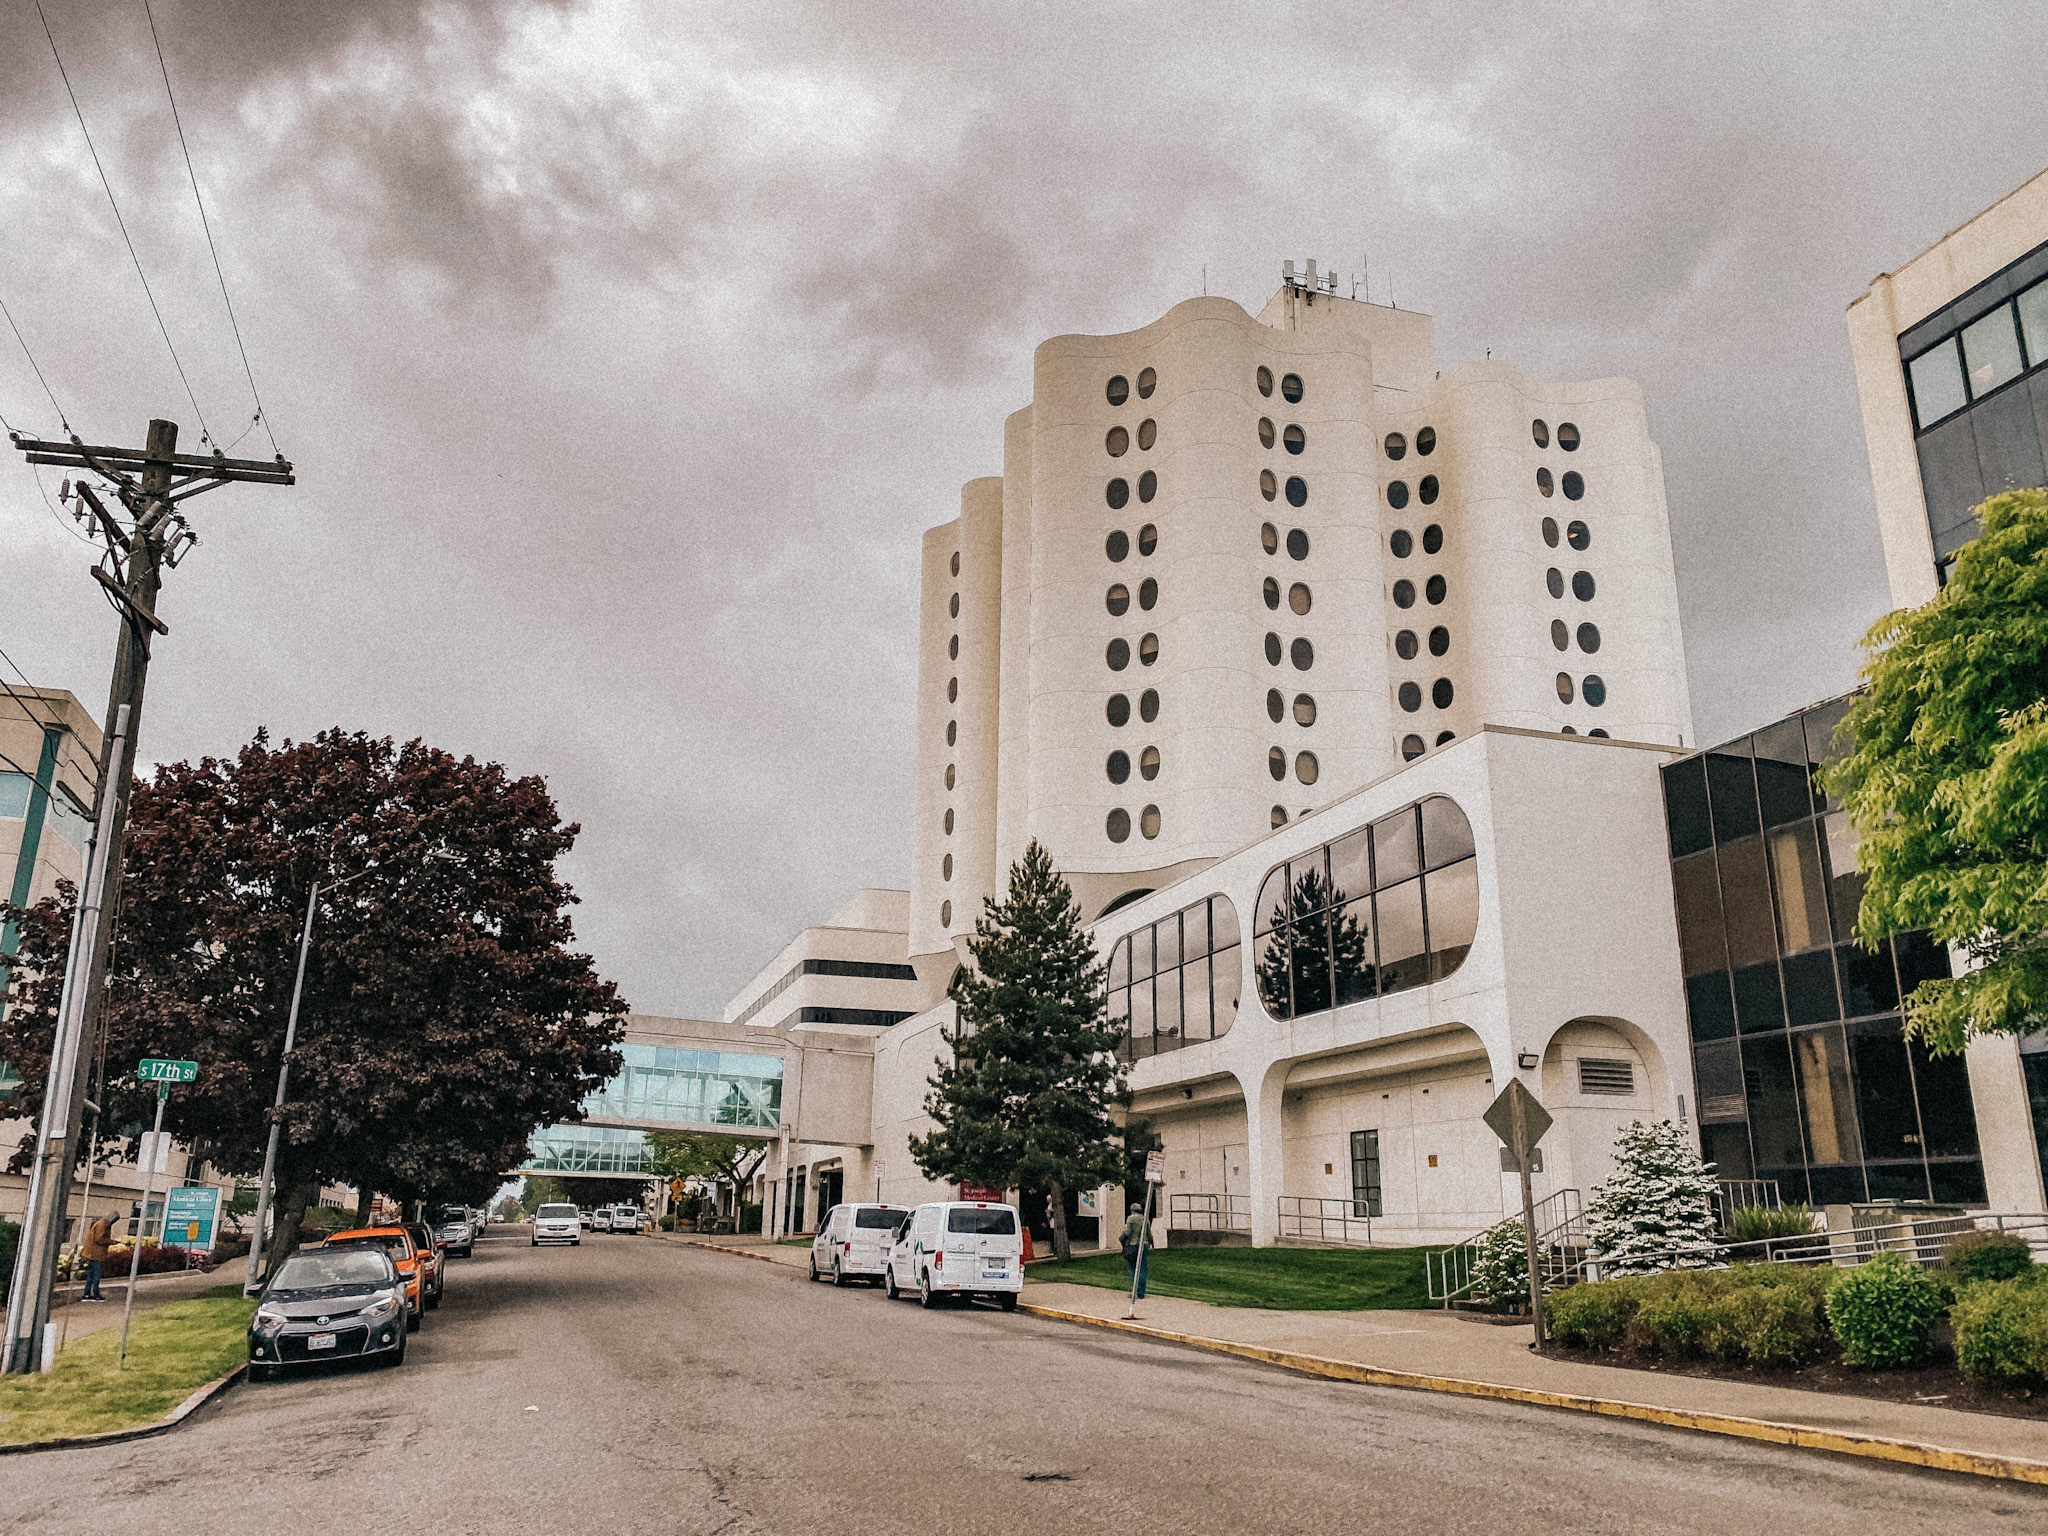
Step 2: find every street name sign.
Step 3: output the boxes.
[137,1058,197,1084]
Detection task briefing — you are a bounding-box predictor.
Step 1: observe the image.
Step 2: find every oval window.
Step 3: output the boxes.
[1583,675,1607,707]
[1139,688,1160,722]
[1269,746,1287,781]
[1295,751,1319,785]
[1416,426,1437,456]
[1267,688,1284,722]
[1106,425,1130,457]
[1272,805,1290,828]
[1394,629,1419,660]
[1385,432,1407,460]
[1541,516,1559,548]
[1265,632,1283,665]
[946,720,956,747]
[1107,638,1130,670]
[947,677,957,702]
[1546,567,1565,599]
[1393,579,1416,608]
[1107,808,1131,843]
[1139,745,1160,781]
[1106,583,1130,616]
[1107,478,1130,508]
[949,551,960,576]
[1436,730,1455,747]
[942,853,952,880]
[1288,582,1311,616]
[1589,728,1609,739]
[1431,678,1454,709]
[1138,577,1158,611]
[1532,418,1550,448]
[1286,528,1309,560]
[1387,480,1410,509]
[1107,693,1130,727]
[1561,471,1584,500]
[1425,574,1447,604]
[949,592,959,618]
[1138,470,1157,502]
[1556,672,1575,703]
[1401,734,1425,760]
[1258,417,1276,448]
[1281,373,1303,403]
[1577,622,1600,653]
[1263,576,1281,610]
[944,807,954,834]
[1140,804,1161,839]
[1293,693,1316,727]
[945,763,956,789]
[1139,632,1159,666]
[1256,365,1273,397]
[1283,424,1305,455]
[1419,474,1439,505]
[1137,418,1156,451]
[1557,421,1579,451]
[1290,637,1314,670]
[1107,375,1130,406]
[1572,570,1595,601]
[1261,522,1278,554]
[1537,467,1554,497]
[1285,475,1307,507]
[948,635,958,659]
[1137,367,1156,398]
[1422,524,1442,555]
[1390,529,1413,558]
[1551,618,1569,651]
[1107,530,1130,561]
[1107,750,1131,784]
[1138,524,1157,555]
[1428,626,1449,657]
[941,899,952,925]
[1567,519,1589,550]
[1398,681,1422,712]
[1260,468,1277,501]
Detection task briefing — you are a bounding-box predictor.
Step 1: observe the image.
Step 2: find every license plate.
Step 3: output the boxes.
[981,1268,1007,1280]
[308,1333,337,1351]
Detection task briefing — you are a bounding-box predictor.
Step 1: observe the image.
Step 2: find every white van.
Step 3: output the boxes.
[531,1202,582,1246]
[590,1207,614,1232]
[809,1203,908,1286]
[883,1201,1023,1310]
[612,1207,642,1234]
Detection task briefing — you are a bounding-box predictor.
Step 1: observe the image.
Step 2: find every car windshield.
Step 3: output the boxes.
[536,1204,579,1219]
[436,1207,468,1223]
[947,1208,1017,1235]
[854,1209,906,1229]
[271,1250,391,1293]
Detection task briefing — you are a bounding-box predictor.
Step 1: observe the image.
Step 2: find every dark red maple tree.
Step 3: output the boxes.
[2,729,626,1272]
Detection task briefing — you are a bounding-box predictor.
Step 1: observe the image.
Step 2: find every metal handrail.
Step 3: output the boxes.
[1713,1178,1782,1226]
[1582,1209,2048,1280]
[1168,1192,1250,1232]
[1426,1188,1586,1303]
[1277,1196,1376,1246]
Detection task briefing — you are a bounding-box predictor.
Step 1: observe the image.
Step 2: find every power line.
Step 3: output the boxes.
[140,0,279,458]
[0,652,101,792]
[0,291,68,433]
[34,0,212,447]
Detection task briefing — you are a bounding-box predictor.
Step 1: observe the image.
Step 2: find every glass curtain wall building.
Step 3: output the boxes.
[584,1045,784,1129]
[1662,697,1984,1205]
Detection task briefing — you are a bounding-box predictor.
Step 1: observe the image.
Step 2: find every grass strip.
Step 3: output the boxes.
[0,1286,255,1446]
[1028,1245,1440,1311]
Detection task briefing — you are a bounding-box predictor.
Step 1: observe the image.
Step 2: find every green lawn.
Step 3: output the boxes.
[1027,1244,1439,1311]
[0,1286,255,1446]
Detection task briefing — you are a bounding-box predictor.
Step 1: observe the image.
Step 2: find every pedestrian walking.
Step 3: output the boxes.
[1120,1200,1150,1301]
[80,1207,118,1301]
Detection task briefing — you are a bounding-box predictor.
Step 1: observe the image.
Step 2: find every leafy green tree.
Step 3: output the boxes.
[645,1130,766,1219]
[1823,488,2048,1052]
[909,840,1126,1261]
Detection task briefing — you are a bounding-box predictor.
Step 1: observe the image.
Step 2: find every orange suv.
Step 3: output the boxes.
[323,1227,427,1330]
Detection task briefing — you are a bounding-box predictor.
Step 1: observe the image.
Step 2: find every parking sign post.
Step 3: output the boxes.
[1126,1150,1164,1320]
[116,1059,195,1370]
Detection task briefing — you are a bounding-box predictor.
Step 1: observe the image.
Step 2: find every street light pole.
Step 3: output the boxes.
[242,877,326,1297]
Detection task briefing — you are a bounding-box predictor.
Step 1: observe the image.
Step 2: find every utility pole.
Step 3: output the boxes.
[1,422,292,1374]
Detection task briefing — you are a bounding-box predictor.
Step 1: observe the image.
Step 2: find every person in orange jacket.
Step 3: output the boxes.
[80,1208,119,1301]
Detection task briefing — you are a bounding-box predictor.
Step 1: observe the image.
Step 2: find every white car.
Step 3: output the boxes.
[531,1202,582,1246]
[883,1201,1023,1310]
[590,1208,614,1232]
[612,1207,642,1234]
[809,1203,908,1286]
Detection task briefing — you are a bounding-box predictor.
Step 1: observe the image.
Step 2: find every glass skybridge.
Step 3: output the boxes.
[518,1044,785,1175]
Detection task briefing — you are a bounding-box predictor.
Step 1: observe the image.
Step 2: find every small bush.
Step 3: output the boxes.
[1944,1230,2035,1284]
[659,1215,677,1232]
[1713,1283,1829,1366]
[1548,1264,1835,1365]
[1630,1280,1720,1356]
[1827,1252,1947,1368]
[1728,1203,1817,1242]
[1547,1277,1642,1348]
[1952,1272,2048,1385]
[739,1202,763,1235]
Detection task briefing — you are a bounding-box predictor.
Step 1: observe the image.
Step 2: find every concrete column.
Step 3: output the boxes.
[1240,1060,1290,1247]
[1965,1036,2047,1212]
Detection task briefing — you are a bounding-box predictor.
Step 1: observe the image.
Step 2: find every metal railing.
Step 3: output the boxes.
[1168,1192,1250,1233]
[1276,1196,1377,1246]
[1581,1209,2048,1279]
[1712,1178,1782,1228]
[1426,1188,1586,1304]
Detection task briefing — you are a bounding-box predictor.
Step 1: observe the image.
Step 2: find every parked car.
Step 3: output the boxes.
[612,1206,642,1234]
[249,1245,408,1380]
[810,1203,908,1286]
[322,1227,426,1328]
[434,1204,477,1258]
[883,1202,1023,1310]
[590,1207,615,1233]
[532,1202,582,1246]
[400,1222,446,1308]
[578,1209,594,1230]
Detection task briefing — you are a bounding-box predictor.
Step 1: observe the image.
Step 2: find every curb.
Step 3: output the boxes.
[671,1238,792,1268]
[1017,1305,2048,1488]
[0,1364,245,1457]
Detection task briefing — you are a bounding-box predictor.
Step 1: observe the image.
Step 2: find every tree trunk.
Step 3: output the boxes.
[353,1185,375,1227]
[1047,1178,1071,1263]
[262,1180,314,1282]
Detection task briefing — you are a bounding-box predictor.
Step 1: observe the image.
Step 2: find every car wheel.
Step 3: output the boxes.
[248,1362,274,1384]
[386,1335,407,1368]
[808,1256,820,1283]
[407,1304,421,1333]
[426,1287,441,1311]
[530,1238,537,1247]
[999,1292,1018,1312]
[573,1239,581,1246]
[833,1260,851,1288]
[884,1266,900,1300]
[919,1270,940,1309]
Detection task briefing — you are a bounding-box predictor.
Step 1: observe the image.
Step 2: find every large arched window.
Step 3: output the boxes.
[1251,794,1479,1021]
[1103,894,1241,1062]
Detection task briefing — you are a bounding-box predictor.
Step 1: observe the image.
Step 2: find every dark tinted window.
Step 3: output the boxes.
[1107,478,1129,508]
[1281,373,1303,403]
[1663,758,1712,860]
[947,1207,1018,1234]
[855,1208,906,1229]
[1394,629,1418,660]
[1107,694,1130,726]
[1285,476,1307,507]
[1388,480,1410,509]
[1107,375,1130,405]
[1286,529,1309,560]
[1106,530,1129,561]
[1390,529,1413,558]
[1704,748,1760,843]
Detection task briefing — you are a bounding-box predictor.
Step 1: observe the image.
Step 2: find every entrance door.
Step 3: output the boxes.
[817,1169,844,1219]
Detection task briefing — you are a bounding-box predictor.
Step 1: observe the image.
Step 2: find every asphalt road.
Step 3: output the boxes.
[3,1226,2044,1534]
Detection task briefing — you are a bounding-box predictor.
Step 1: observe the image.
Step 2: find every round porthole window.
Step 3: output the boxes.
[1281,373,1303,403]
[1107,808,1131,843]
[1272,805,1289,828]
[941,900,952,925]
[950,551,960,577]
[1393,579,1416,608]
[1288,582,1311,616]
[1577,622,1600,653]
[1422,524,1443,555]
[1583,675,1607,706]
[1106,425,1130,457]
[1293,693,1316,726]
[1562,471,1584,500]
[1431,678,1453,709]
[1402,734,1425,761]
[943,853,953,880]
[1541,516,1559,548]
[1290,637,1314,670]
[1419,475,1439,505]
[1139,688,1159,722]
[1285,475,1307,507]
[1572,570,1595,601]
[1137,367,1156,398]
[1398,681,1422,713]
[1286,529,1309,560]
[1107,478,1130,508]
[1107,638,1131,670]
[1537,467,1554,497]
[944,807,954,834]
[1394,629,1419,660]
[1107,584,1130,616]
[1140,804,1160,839]
[1139,632,1158,665]
[1107,750,1131,784]
[1138,524,1158,555]
[1107,530,1130,561]
[1532,418,1550,448]
[1428,626,1449,657]
[1556,672,1574,703]
[1425,574,1447,604]
[1139,745,1160,781]
[945,763,956,788]
[1417,426,1437,455]
[1295,751,1319,785]
[1387,480,1410,509]
[1264,632,1283,665]
[1261,522,1279,555]
[1107,693,1130,726]
[949,635,959,660]
[1283,424,1305,455]
[947,677,958,702]
[1138,470,1157,502]
[1256,365,1273,397]
[1260,469,1277,501]
[1567,520,1589,550]
[1267,687,1284,722]
[1138,577,1158,610]
[1263,576,1280,610]
[1269,746,1287,781]
[1546,567,1565,599]
[1385,432,1407,461]
[1107,376,1129,406]
[946,720,957,746]
[1551,618,1569,651]
[949,592,959,618]
[1390,529,1413,558]
[1137,418,1156,450]
[1258,417,1276,449]
[1557,422,1579,451]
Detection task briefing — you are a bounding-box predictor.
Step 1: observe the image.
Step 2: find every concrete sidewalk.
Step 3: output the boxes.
[44,1264,236,1350]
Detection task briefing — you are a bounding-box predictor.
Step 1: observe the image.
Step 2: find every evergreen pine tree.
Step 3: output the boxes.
[907,840,1128,1261]
[1585,1120,1721,1276]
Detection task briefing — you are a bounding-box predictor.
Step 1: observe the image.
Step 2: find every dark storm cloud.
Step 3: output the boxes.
[4,2,2047,1016]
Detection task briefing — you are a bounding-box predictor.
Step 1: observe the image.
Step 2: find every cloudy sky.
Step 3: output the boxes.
[3,2,2045,1019]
